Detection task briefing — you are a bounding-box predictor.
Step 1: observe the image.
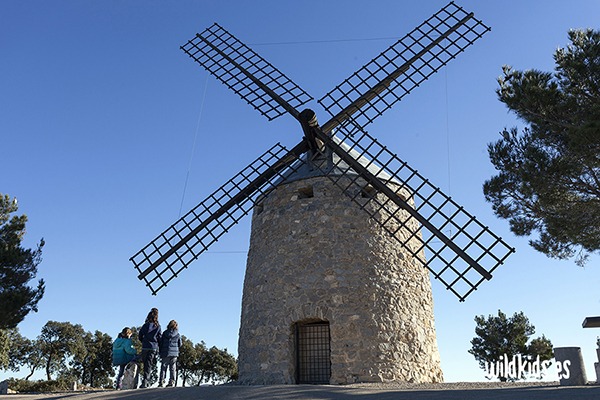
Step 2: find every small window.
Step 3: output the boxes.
[298,186,314,199]
[361,185,376,199]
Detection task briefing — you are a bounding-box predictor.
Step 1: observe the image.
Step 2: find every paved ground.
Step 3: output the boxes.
[5,383,600,400]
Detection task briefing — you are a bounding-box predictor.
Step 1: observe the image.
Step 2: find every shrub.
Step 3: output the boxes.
[7,378,75,393]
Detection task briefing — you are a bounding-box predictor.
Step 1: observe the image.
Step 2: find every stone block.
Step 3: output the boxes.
[554,347,587,386]
[0,380,16,394]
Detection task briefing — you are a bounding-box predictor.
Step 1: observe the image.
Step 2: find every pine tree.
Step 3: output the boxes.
[469,310,553,381]
[0,194,45,329]
[484,29,600,266]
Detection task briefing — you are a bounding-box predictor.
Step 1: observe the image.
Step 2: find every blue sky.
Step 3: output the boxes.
[2,0,600,383]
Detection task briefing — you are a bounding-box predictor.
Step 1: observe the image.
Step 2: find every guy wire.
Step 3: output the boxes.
[179,74,209,218]
[444,68,452,199]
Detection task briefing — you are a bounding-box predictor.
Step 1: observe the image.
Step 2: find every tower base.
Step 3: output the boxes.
[237,177,443,384]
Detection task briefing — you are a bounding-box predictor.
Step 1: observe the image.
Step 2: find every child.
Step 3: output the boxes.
[159,320,182,387]
[138,307,161,388]
[112,327,137,389]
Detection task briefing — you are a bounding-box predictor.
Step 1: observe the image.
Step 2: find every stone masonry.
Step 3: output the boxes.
[237,175,443,384]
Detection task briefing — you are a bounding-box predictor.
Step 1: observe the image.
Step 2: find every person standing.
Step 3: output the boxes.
[138,307,161,388]
[158,320,182,387]
[112,327,137,389]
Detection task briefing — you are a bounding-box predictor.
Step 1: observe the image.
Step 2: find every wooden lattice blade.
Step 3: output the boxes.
[181,23,312,121]
[130,141,309,295]
[319,2,490,135]
[311,127,514,302]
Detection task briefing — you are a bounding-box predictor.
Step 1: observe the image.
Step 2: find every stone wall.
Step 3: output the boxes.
[237,176,443,384]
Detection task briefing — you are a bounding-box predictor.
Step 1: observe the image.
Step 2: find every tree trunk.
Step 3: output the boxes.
[25,367,36,381]
[45,356,52,381]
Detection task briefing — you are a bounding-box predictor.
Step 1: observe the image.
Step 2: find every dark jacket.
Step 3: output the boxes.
[112,337,137,366]
[159,328,182,358]
[139,322,162,350]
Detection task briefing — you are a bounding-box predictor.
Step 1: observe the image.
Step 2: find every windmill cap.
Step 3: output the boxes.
[275,134,398,186]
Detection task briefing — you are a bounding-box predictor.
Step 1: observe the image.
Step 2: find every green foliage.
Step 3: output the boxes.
[0,329,9,370]
[528,334,554,361]
[0,194,45,329]
[202,346,238,383]
[38,321,86,381]
[178,336,199,386]
[71,330,115,388]
[129,325,142,353]
[484,29,600,266]
[1,328,43,380]
[7,377,75,393]
[3,322,236,390]
[5,323,119,387]
[469,310,553,381]
[194,341,209,384]
[0,328,30,372]
[14,335,44,380]
[176,336,237,385]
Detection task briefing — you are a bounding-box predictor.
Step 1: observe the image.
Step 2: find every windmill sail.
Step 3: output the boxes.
[132,2,513,300]
[309,125,514,301]
[319,1,490,135]
[302,2,508,301]
[134,23,316,295]
[131,141,308,294]
[181,23,312,121]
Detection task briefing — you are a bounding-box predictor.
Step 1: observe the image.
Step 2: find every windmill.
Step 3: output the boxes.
[131,2,514,384]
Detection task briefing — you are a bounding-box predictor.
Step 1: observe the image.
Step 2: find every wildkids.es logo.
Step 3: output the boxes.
[484,354,570,380]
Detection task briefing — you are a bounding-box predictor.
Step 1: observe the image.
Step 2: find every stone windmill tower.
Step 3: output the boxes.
[237,146,443,384]
[130,2,514,385]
